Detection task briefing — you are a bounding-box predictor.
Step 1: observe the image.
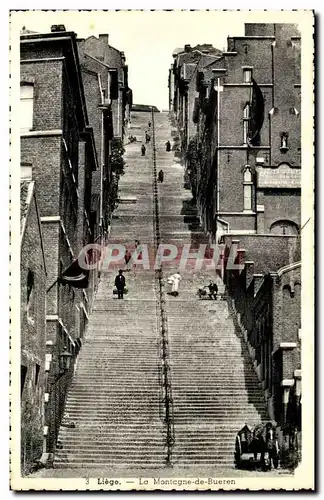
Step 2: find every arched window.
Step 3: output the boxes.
[20,83,34,131]
[243,167,253,211]
[243,104,250,144]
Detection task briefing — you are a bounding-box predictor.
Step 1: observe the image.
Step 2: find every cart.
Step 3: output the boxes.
[234,424,279,470]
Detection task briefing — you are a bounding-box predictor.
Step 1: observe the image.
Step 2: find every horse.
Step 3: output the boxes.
[252,422,279,470]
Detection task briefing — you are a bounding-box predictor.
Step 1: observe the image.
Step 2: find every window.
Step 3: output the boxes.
[270,220,299,236]
[20,84,34,131]
[243,104,250,145]
[109,71,119,100]
[243,68,252,83]
[243,168,253,211]
[280,132,289,151]
[27,270,34,304]
[35,363,40,386]
[26,269,35,324]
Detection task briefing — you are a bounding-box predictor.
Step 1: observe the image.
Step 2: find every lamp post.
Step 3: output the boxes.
[59,346,72,373]
[49,346,73,386]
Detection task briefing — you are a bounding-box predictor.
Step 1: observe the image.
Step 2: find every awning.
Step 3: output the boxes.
[58,259,89,289]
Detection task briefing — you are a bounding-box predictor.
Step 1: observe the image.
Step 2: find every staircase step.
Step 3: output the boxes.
[53,112,269,472]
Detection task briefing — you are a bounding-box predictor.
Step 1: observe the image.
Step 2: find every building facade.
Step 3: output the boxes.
[170,24,301,243]
[77,34,132,241]
[20,168,47,473]
[170,44,221,153]
[20,27,98,461]
[169,24,302,465]
[224,236,301,462]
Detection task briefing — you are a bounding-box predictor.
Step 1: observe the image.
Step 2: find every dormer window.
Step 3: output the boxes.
[280,132,289,152]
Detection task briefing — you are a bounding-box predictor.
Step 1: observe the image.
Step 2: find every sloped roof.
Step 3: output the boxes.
[20,27,39,35]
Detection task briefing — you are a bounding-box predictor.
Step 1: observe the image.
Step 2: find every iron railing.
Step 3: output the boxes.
[151,108,175,466]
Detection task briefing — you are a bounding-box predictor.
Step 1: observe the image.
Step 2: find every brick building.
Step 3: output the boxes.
[20,26,98,460]
[171,24,301,243]
[170,44,221,152]
[77,34,132,240]
[20,166,47,473]
[169,24,302,464]
[224,236,301,460]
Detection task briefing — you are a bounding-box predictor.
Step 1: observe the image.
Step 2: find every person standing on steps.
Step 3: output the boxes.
[141,144,146,156]
[145,132,151,144]
[158,170,164,183]
[124,249,132,271]
[115,269,126,299]
[168,272,181,296]
[148,121,152,128]
[165,140,171,152]
[208,280,218,300]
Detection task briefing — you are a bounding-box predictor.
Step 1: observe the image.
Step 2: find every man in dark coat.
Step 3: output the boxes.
[165,140,171,152]
[208,280,218,300]
[158,170,164,183]
[141,144,146,156]
[145,132,151,144]
[115,269,126,299]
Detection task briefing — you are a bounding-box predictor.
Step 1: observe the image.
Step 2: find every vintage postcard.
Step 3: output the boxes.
[9,9,315,491]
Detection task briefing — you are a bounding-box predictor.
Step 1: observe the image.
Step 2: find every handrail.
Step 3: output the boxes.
[151,108,175,466]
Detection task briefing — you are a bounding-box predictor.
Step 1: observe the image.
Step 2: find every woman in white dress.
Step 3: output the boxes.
[168,273,181,296]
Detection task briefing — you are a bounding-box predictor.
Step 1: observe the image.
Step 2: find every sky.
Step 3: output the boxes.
[12,10,247,110]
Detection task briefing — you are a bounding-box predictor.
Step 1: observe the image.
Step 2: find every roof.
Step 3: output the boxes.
[173,44,222,58]
[20,27,39,35]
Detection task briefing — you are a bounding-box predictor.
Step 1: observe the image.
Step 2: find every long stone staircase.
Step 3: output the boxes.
[153,112,268,468]
[53,110,268,472]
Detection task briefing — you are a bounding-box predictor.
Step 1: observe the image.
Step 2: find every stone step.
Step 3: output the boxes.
[54,113,268,470]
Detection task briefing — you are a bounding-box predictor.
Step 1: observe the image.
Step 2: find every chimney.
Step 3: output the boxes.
[99,34,109,45]
[51,25,66,32]
[184,44,191,52]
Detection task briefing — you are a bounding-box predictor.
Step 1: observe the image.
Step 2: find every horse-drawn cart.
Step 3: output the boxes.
[234,423,279,470]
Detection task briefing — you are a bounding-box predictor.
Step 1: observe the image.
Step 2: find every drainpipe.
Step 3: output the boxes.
[98,73,105,248]
[216,77,221,236]
[217,217,229,280]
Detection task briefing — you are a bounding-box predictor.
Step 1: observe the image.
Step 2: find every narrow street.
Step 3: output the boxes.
[31,111,290,478]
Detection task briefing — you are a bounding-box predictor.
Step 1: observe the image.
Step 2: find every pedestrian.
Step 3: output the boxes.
[168,272,181,297]
[158,170,164,183]
[135,239,140,248]
[165,140,171,152]
[114,269,126,299]
[141,144,146,156]
[148,121,152,128]
[124,249,132,270]
[208,280,218,300]
[145,132,151,144]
